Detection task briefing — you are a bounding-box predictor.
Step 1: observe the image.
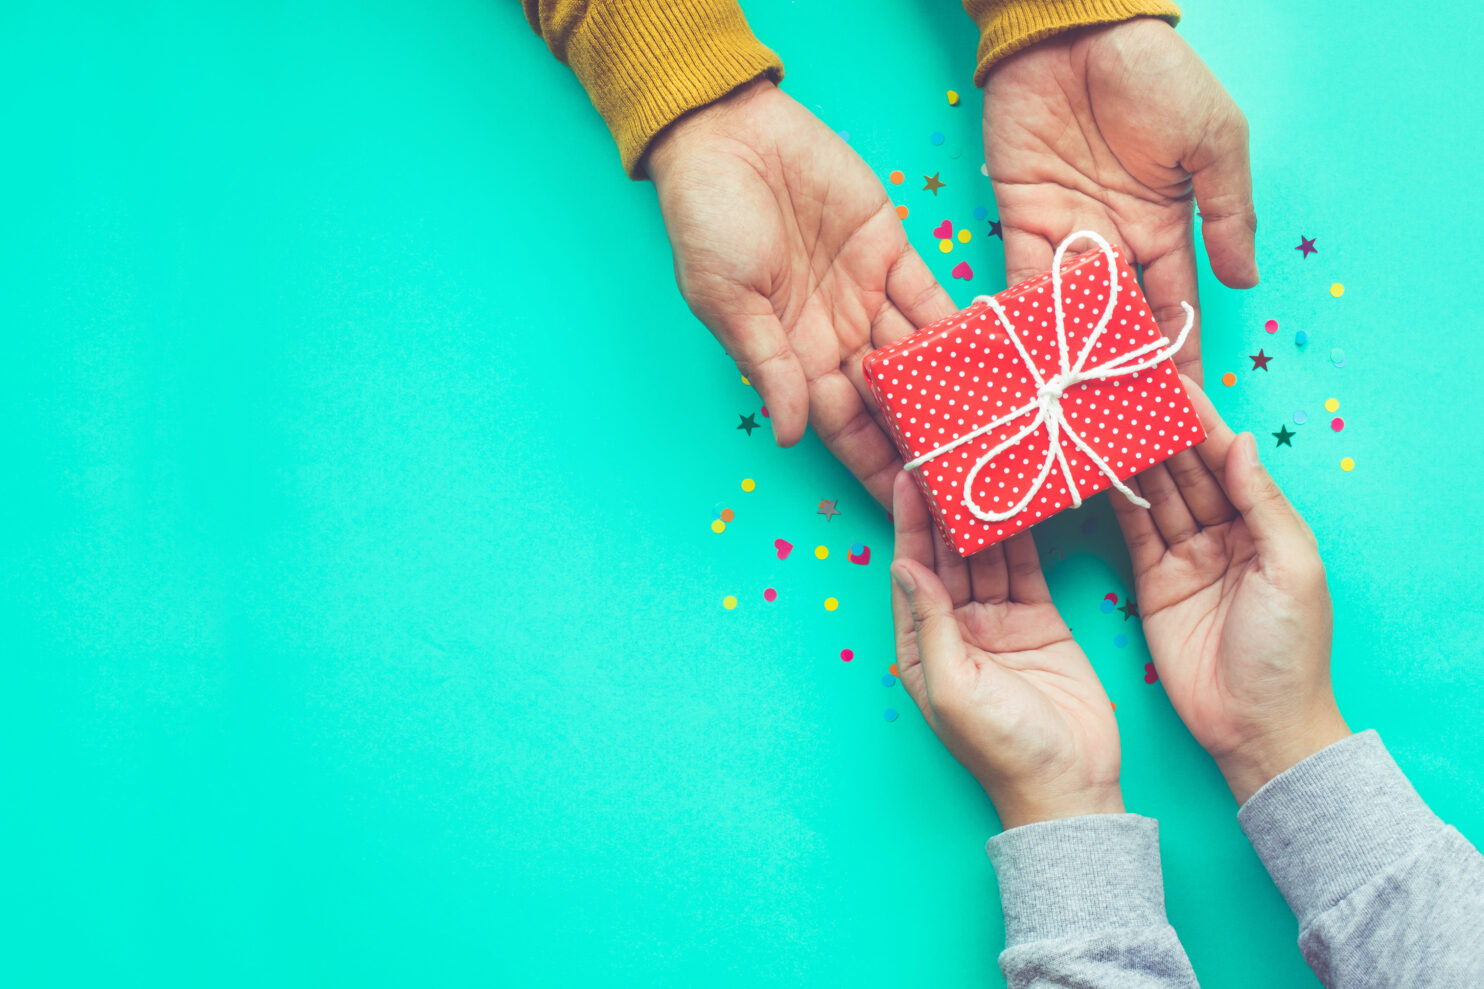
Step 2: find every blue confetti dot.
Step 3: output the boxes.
[1114,634,1128,648]
[1081,517,1098,536]
[883,708,899,722]
[1294,409,1308,425]
[850,542,865,556]
[882,674,896,688]
[930,131,945,146]
[1295,330,1309,346]
[973,205,988,220]
[1100,599,1115,613]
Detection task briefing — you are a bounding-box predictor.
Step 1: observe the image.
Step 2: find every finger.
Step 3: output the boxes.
[1140,246,1203,385]
[1135,463,1199,546]
[1164,448,1236,528]
[890,559,964,690]
[1179,373,1240,481]
[932,526,972,610]
[969,539,1009,604]
[1001,225,1054,288]
[717,311,809,447]
[884,243,956,340]
[1111,477,1167,573]
[1223,433,1314,565]
[1003,531,1050,604]
[1189,105,1258,290]
[891,471,936,713]
[808,370,903,508]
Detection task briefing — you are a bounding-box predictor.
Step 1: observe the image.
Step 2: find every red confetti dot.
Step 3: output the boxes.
[759,406,769,418]
[763,587,777,601]
[1265,319,1278,333]
[1331,417,1345,431]
[840,649,853,662]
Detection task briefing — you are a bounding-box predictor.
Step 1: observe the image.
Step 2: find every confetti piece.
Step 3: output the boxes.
[1331,417,1345,431]
[950,261,973,280]
[1104,592,1118,603]
[814,545,829,560]
[979,162,988,176]
[1330,283,1344,297]
[1295,330,1309,346]
[1325,397,1340,412]
[847,543,871,565]
[1114,634,1128,648]
[1222,372,1237,387]
[889,663,898,677]
[1081,518,1098,537]
[930,131,945,146]
[824,597,839,611]
[924,173,945,194]
[1100,599,1115,613]
[1341,457,1355,472]
[1144,662,1159,684]
[946,90,959,106]
[889,170,904,185]
[882,674,896,688]
[1294,410,1308,425]
[740,374,750,385]
[938,239,953,253]
[759,406,768,418]
[763,587,777,602]
[741,478,755,492]
[895,205,909,219]
[774,539,793,559]
[711,520,726,534]
[933,220,953,238]
[722,595,738,610]
[841,648,853,662]
[973,205,988,220]
[957,228,971,244]
[1330,347,1346,368]
[817,499,840,521]
[1265,319,1278,333]
[719,508,734,522]
[883,708,899,722]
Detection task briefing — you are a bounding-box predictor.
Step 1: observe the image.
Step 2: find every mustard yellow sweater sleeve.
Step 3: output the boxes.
[963,0,1181,86]
[522,0,781,178]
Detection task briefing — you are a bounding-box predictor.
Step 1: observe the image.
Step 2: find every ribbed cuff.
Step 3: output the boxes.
[1237,730,1444,929]
[559,2,782,178]
[964,0,1182,86]
[986,814,1169,946]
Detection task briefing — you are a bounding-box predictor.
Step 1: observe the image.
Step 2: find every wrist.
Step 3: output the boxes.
[1216,709,1352,805]
[992,780,1125,831]
[643,77,775,181]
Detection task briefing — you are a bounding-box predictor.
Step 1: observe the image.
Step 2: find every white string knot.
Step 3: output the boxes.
[901,230,1194,524]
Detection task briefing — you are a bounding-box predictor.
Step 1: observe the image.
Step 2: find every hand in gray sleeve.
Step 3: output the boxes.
[986,814,1198,988]
[1239,730,1484,987]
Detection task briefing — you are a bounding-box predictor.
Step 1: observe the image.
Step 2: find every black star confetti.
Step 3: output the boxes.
[1296,236,1317,258]
[1273,425,1295,447]
[1118,599,1139,621]
[1250,349,1272,371]
[988,219,1002,239]
[737,413,759,435]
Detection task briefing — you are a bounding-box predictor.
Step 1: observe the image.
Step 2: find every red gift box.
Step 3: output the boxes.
[862,232,1205,557]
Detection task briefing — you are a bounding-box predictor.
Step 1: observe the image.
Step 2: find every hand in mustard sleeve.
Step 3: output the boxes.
[982,18,1258,384]
[646,81,955,506]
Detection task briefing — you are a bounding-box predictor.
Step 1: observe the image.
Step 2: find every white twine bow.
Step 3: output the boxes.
[902,230,1194,523]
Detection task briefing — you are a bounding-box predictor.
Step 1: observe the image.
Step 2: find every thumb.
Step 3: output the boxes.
[1189,105,1259,289]
[890,559,963,686]
[1223,433,1309,563]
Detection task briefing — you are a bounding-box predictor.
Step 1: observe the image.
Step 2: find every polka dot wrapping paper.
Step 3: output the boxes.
[863,245,1205,557]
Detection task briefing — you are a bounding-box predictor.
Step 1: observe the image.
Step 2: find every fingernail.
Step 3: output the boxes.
[890,563,916,594]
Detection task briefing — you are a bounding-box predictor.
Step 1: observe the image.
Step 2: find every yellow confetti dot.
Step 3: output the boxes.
[939,239,953,253]
[814,545,829,560]
[740,374,750,386]
[722,595,738,610]
[1222,372,1237,387]
[957,228,971,243]
[889,170,904,185]
[947,89,960,106]
[711,520,726,534]
[741,478,755,492]
[1341,457,1355,472]
[1325,397,1340,413]
[824,597,839,611]
[895,204,909,220]
[1330,282,1344,297]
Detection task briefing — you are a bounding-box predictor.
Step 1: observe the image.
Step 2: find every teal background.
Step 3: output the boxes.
[3,2,1481,985]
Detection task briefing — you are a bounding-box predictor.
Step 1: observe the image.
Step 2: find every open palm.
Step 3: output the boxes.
[890,473,1120,827]
[646,80,955,507]
[983,18,1258,384]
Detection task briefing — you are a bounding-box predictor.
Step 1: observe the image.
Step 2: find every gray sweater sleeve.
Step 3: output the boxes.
[985,814,1198,988]
[1237,729,1484,987]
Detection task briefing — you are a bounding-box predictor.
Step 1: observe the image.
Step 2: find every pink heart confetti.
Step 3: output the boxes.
[932,220,953,239]
[950,261,973,280]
